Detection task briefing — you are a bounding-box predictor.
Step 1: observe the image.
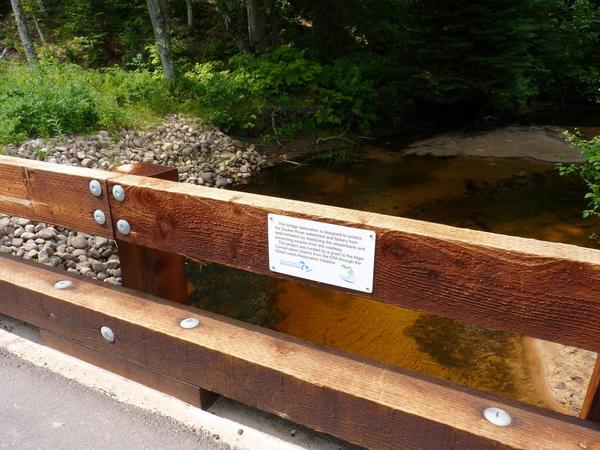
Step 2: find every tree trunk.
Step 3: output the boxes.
[146,0,175,83]
[10,0,38,67]
[186,0,193,28]
[214,0,247,52]
[246,0,266,53]
[36,0,48,17]
[159,0,169,23]
[33,13,46,43]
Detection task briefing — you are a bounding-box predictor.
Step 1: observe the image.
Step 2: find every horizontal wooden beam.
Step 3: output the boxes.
[0,156,114,237]
[0,255,598,449]
[107,175,600,352]
[39,329,212,408]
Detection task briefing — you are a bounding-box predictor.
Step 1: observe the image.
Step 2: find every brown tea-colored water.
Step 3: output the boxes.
[187,146,599,410]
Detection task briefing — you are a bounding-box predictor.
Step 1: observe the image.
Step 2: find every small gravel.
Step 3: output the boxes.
[0,115,269,284]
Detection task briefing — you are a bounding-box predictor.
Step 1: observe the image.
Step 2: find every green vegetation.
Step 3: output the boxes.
[0,62,177,144]
[2,0,600,143]
[183,46,376,137]
[559,133,600,239]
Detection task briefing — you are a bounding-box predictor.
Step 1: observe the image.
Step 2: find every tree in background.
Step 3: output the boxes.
[31,0,47,44]
[146,0,175,82]
[10,0,38,67]
[3,0,600,138]
[246,0,266,52]
[186,0,194,28]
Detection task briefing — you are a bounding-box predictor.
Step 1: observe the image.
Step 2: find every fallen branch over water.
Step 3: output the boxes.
[315,122,355,145]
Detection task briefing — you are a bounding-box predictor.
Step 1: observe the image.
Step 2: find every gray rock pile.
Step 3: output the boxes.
[0,115,269,284]
[0,216,121,284]
[3,114,268,187]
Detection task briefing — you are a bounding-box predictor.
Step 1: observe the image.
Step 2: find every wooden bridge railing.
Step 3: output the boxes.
[0,154,600,449]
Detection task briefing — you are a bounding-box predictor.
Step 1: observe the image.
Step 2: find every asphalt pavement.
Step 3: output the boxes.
[0,348,224,450]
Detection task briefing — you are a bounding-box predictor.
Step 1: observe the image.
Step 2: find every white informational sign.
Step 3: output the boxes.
[268,214,376,293]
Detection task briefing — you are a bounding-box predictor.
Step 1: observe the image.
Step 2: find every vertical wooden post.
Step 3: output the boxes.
[111,164,188,303]
[110,163,219,409]
[581,356,600,421]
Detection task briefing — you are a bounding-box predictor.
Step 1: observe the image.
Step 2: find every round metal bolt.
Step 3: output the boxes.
[180,318,200,329]
[100,326,115,343]
[112,185,125,202]
[93,209,106,225]
[483,407,511,427]
[53,280,73,290]
[116,219,131,235]
[89,179,102,197]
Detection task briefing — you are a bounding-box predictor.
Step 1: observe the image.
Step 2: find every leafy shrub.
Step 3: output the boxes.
[0,62,176,145]
[559,132,600,239]
[0,64,99,142]
[184,45,377,136]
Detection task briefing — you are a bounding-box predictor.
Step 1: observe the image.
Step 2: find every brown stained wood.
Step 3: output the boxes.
[0,156,114,237]
[0,256,599,450]
[39,329,209,408]
[110,163,187,304]
[582,357,600,422]
[109,163,214,407]
[106,175,600,352]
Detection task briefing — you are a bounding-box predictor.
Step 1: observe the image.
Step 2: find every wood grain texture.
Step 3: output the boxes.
[0,156,114,237]
[106,175,600,352]
[109,163,215,407]
[0,255,599,450]
[40,329,206,407]
[582,357,600,422]
[110,164,188,304]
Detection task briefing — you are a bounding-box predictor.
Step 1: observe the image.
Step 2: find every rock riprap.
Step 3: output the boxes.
[0,115,269,284]
[0,216,121,284]
[3,114,268,187]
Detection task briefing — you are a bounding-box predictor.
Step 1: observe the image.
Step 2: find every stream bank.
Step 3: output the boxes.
[403,125,585,162]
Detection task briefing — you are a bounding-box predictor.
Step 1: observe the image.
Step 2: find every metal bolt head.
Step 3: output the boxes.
[93,209,106,225]
[483,407,511,427]
[89,180,102,197]
[53,280,73,290]
[112,185,125,202]
[116,219,131,235]
[180,318,200,329]
[100,326,115,343]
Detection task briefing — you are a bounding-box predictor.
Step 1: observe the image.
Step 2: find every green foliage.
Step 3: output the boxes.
[0,62,176,145]
[534,0,600,103]
[183,45,377,136]
[559,132,600,230]
[50,0,151,65]
[4,0,600,138]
